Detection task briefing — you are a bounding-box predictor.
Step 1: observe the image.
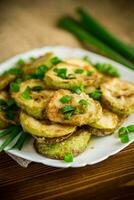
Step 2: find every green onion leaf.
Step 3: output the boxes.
[21,86,32,100]
[83,56,92,64]
[64,111,73,120]
[87,70,93,76]
[89,89,101,100]
[94,63,120,77]
[60,95,71,103]
[71,84,85,94]
[54,68,67,79]
[127,124,134,133]
[75,68,84,74]
[64,153,73,162]
[0,99,7,107]
[16,59,25,67]
[0,126,15,138]
[0,125,22,152]
[60,105,74,113]
[51,57,62,65]
[10,82,20,92]
[118,127,129,143]
[31,86,44,92]
[29,56,36,61]
[79,99,88,105]
[12,132,30,150]
[35,65,49,79]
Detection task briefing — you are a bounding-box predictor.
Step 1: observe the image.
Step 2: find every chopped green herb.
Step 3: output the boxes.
[64,111,73,120]
[60,95,71,103]
[29,56,36,61]
[64,153,73,162]
[0,99,7,107]
[4,68,23,76]
[87,70,93,76]
[31,86,44,92]
[51,57,62,65]
[118,127,129,143]
[21,86,32,100]
[0,125,22,152]
[94,63,120,77]
[75,107,81,114]
[71,84,85,94]
[74,68,84,74]
[23,74,36,80]
[6,98,15,107]
[10,82,20,92]
[79,99,88,105]
[35,65,49,79]
[127,124,134,132]
[54,68,67,79]
[16,59,25,67]
[60,105,74,113]
[83,56,92,64]
[89,89,101,100]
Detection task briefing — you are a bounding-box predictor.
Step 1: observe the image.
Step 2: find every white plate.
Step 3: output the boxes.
[0,46,134,168]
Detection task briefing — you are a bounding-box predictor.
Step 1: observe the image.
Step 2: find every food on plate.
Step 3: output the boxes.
[0,74,16,90]
[44,60,103,90]
[12,79,54,119]
[20,111,76,138]
[35,129,91,159]
[0,52,134,161]
[47,89,102,126]
[101,78,134,115]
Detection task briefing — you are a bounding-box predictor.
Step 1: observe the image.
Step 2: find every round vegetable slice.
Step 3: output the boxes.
[0,92,11,129]
[47,89,102,126]
[12,79,54,119]
[101,78,134,115]
[34,129,91,160]
[0,74,16,90]
[44,61,103,90]
[90,109,119,129]
[20,111,76,138]
[22,52,55,74]
[88,114,127,136]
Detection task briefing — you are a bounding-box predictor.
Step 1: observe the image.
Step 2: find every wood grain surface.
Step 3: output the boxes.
[0,0,134,200]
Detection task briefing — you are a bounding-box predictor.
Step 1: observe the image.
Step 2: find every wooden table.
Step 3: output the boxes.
[0,0,134,199]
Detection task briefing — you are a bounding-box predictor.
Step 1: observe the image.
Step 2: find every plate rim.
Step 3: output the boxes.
[0,45,134,168]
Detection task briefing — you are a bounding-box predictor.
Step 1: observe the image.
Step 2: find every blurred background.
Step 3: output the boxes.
[0,0,134,61]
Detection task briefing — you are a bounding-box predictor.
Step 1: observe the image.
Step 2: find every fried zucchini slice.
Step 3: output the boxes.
[0,91,10,129]
[88,113,127,136]
[44,61,103,90]
[47,89,102,126]
[90,109,119,129]
[20,112,76,138]
[0,74,16,90]
[12,79,54,119]
[22,52,55,74]
[34,129,91,160]
[101,78,134,115]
